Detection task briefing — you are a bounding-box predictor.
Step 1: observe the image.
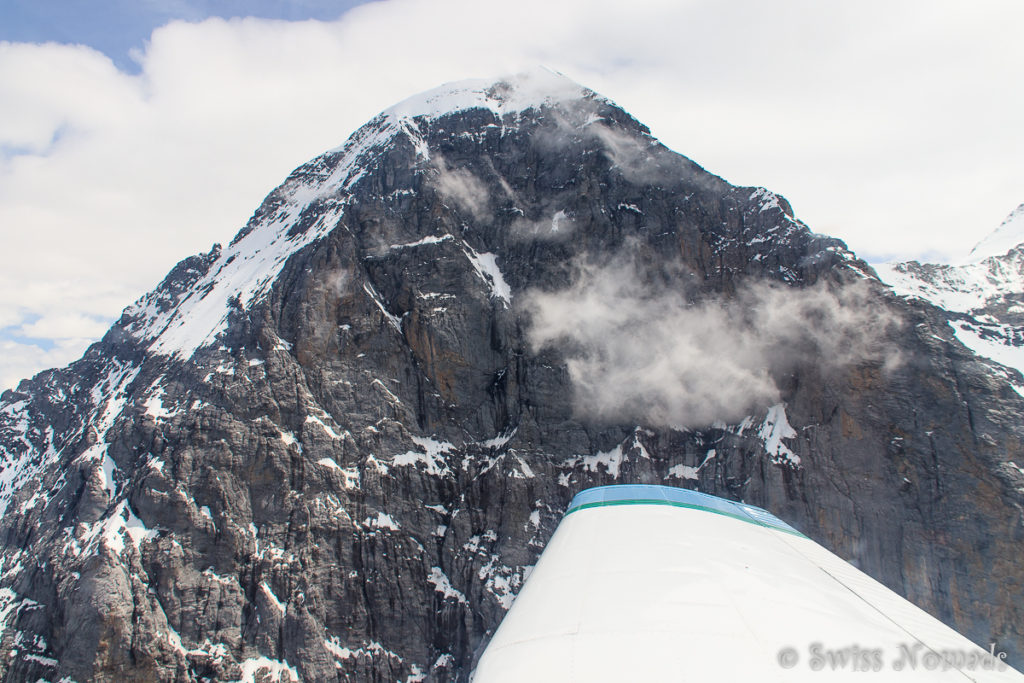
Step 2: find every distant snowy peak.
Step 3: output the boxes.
[874,251,1024,315]
[379,67,597,124]
[967,202,1024,263]
[874,201,1024,314]
[874,203,1024,378]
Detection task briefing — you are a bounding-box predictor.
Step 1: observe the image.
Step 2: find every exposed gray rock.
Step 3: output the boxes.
[1,72,1022,682]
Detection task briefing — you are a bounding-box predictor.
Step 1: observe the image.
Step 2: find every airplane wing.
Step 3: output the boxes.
[473,485,1022,682]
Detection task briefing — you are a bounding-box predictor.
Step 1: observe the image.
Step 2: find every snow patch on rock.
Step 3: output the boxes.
[758,404,800,467]
[391,436,456,477]
[233,656,300,683]
[950,321,1024,376]
[427,567,468,604]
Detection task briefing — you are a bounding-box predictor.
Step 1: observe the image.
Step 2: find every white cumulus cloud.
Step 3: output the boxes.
[523,253,900,428]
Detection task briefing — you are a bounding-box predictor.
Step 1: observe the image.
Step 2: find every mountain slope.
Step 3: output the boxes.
[1,71,1022,682]
[875,204,1024,380]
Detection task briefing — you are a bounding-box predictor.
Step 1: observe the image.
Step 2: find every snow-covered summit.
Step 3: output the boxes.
[122,69,596,362]
[967,202,1024,263]
[116,69,623,364]
[380,67,596,123]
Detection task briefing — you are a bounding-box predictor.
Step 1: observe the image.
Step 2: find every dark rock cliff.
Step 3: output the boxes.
[1,72,1022,682]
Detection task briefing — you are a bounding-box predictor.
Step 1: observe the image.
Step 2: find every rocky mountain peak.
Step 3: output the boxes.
[0,76,1022,682]
[111,68,816,370]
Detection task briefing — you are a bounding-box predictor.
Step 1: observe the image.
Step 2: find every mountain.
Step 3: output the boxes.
[1,69,1022,682]
[968,203,1024,263]
[874,203,1024,383]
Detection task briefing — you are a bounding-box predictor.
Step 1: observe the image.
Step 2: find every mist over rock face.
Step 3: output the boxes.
[1,72,1022,681]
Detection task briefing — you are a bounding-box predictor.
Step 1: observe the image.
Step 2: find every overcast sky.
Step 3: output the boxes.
[1,0,1022,390]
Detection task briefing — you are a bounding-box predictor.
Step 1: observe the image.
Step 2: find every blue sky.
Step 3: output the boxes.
[1,0,1022,390]
[0,0,371,70]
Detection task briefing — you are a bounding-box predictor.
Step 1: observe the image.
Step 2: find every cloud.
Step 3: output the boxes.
[509,210,576,242]
[1,0,1023,387]
[523,253,900,428]
[430,156,490,220]
[530,100,681,186]
[586,121,670,184]
[0,304,24,330]
[15,313,112,340]
[0,338,95,392]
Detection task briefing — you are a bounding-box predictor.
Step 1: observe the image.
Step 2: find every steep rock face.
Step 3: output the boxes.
[1,71,1022,682]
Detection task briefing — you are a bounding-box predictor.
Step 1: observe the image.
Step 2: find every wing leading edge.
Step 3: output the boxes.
[473,485,1022,682]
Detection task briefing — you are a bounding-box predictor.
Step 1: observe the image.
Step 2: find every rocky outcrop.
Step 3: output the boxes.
[1,71,1022,681]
